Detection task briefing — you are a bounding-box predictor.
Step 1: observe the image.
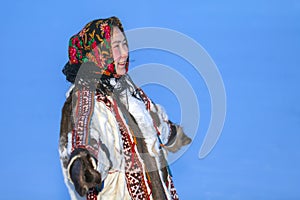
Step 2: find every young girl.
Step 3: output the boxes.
[59,16,191,200]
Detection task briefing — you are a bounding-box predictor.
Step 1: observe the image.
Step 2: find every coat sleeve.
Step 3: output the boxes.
[149,101,192,153]
[59,86,100,199]
[71,86,99,159]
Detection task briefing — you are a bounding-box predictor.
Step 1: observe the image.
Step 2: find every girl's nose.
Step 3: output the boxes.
[120,45,128,58]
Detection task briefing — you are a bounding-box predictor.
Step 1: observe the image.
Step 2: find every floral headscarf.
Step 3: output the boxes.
[62,16,129,83]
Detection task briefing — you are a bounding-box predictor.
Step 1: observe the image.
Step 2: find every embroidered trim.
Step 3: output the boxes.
[112,99,151,200]
[138,88,180,199]
[167,175,179,200]
[137,88,150,111]
[96,90,113,109]
[86,188,98,200]
[72,88,99,157]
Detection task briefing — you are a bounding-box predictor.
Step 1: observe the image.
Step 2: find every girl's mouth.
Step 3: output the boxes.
[118,61,126,66]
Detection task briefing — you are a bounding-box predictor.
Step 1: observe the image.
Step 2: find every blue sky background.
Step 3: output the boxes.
[0,0,300,199]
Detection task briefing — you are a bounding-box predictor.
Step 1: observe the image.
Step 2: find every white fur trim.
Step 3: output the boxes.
[66,153,98,185]
[127,93,159,157]
[152,104,171,145]
[65,84,75,98]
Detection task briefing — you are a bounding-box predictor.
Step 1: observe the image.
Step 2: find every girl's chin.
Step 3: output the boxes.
[116,67,126,75]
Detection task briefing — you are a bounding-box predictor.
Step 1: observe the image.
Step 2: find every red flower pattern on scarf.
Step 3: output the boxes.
[67,17,129,77]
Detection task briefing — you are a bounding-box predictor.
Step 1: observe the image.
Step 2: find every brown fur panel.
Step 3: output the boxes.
[69,148,102,197]
[59,92,73,168]
[149,104,161,127]
[116,99,167,200]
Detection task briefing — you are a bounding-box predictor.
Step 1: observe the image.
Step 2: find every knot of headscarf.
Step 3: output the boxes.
[62,16,129,83]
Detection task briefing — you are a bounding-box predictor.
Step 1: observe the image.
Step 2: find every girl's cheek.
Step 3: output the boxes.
[112,48,120,61]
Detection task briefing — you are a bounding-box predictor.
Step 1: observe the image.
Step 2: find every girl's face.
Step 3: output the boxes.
[111,26,128,76]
